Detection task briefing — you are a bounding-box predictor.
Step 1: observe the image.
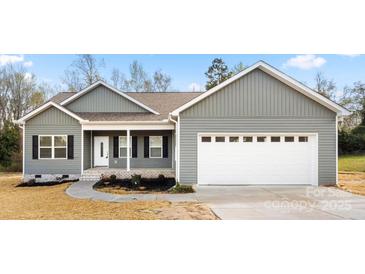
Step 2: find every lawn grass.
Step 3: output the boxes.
[338,154,365,172]
[0,173,217,220]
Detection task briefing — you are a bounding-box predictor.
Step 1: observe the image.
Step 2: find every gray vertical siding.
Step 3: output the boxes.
[182,69,334,118]
[179,68,337,185]
[66,85,148,113]
[90,130,173,169]
[25,106,81,174]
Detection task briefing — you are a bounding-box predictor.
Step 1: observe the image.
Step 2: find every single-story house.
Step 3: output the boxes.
[16,61,350,185]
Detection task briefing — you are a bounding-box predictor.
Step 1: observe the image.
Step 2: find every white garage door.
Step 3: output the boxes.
[197,134,318,185]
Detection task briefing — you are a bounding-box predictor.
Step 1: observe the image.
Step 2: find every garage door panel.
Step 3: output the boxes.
[198,134,317,185]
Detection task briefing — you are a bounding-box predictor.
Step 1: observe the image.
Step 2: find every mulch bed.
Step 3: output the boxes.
[94,177,176,192]
[16,179,78,187]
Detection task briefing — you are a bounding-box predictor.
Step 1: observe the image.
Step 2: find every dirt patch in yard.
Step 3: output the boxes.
[337,172,365,196]
[0,173,217,220]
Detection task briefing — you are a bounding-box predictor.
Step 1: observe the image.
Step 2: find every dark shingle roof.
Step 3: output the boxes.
[48,91,202,121]
[48,92,77,104]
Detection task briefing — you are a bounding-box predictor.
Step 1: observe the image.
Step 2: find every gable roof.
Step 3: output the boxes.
[60,81,160,115]
[16,101,87,124]
[171,61,351,116]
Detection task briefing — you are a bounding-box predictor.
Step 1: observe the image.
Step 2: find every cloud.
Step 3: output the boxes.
[24,72,32,80]
[283,54,326,70]
[0,54,24,66]
[340,54,361,57]
[23,61,33,67]
[0,54,33,67]
[188,82,202,92]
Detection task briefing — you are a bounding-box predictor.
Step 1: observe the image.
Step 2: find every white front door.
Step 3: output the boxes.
[94,136,109,166]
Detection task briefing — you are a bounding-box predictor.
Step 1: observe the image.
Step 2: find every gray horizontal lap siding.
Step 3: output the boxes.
[65,85,148,113]
[83,131,91,170]
[179,68,337,185]
[25,107,81,174]
[91,130,172,169]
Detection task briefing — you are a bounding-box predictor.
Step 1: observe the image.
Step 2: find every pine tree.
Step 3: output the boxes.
[205,58,233,90]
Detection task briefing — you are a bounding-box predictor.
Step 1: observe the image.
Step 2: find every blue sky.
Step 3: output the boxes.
[1,54,364,96]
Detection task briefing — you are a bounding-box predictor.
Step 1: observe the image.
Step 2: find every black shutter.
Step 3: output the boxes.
[67,135,74,159]
[32,135,38,159]
[132,136,138,158]
[144,136,149,158]
[113,136,119,158]
[163,136,168,158]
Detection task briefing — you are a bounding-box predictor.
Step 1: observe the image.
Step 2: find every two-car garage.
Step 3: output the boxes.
[197,133,318,185]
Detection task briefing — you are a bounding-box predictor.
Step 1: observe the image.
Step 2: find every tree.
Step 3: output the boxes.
[153,70,172,92]
[232,62,246,74]
[0,121,20,167]
[5,66,37,121]
[340,81,365,125]
[63,54,104,91]
[205,58,233,90]
[110,68,129,91]
[314,72,336,100]
[110,61,173,92]
[127,61,149,92]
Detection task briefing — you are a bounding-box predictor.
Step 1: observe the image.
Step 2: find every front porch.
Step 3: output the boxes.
[81,167,175,181]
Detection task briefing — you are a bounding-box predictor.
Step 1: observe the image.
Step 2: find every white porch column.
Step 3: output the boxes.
[127,129,130,171]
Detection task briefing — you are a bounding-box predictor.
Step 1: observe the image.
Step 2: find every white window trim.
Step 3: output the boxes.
[119,136,132,158]
[39,135,67,160]
[149,136,163,158]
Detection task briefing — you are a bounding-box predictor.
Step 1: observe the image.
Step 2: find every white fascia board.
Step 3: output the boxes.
[82,124,175,131]
[60,80,160,115]
[81,120,171,125]
[16,101,87,124]
[171,61,350,116]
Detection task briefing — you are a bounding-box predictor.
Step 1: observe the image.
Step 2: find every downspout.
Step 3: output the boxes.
[168,114,179,182]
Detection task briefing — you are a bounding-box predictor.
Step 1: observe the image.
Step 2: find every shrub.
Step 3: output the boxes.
[110,174,117,182]
[158,174,165,183]
[338,129,365,154]
[169,182,195,193]
[130,174,142,188]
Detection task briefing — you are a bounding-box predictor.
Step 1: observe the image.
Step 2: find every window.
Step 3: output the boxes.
[257,136,266,142]
[150,136,162,158]
[119,136,132,158]
[39,135,67,159]
[215,136,225,142]
[201,136,211,142]
[285,136,295,142]
[299,136,308,142]
[271,136,281,142]
[242,136,253,142]
[229,136,239,142]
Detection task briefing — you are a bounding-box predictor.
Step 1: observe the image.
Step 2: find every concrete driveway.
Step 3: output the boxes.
[195,185,365,220]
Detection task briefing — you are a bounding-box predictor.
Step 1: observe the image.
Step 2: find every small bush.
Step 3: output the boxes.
[169,182,195,193]
[158,174,165,182]
[130,174,142,188]
[110,174,117,182]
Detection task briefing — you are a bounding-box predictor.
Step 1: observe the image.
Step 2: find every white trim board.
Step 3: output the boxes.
[171,61,350,116]
[82,124,175,131]
[60,81,160,115]
[16,101,87,124]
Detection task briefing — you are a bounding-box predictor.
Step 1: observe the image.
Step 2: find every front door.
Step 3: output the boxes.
[94,136,109,166]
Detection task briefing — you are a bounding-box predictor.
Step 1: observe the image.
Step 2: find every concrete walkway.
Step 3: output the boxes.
[66,180,197,202]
